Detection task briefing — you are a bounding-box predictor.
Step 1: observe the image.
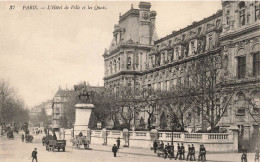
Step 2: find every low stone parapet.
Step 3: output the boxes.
[89,129,238,152]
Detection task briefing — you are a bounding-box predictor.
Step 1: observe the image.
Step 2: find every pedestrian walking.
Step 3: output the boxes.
[190,144,196,161]
[187,144,191,161]
[175,143,181,160]
[21,133,24,142]
[116,137,121,149]
[164,143,172,159]
[112,144,118,157]
[42,136,46,146]
[255,148,259,162]
[31,148,38,162]
[198,144,206,161]
[181,143,185,160]
[161,141,164,150]
[153,140,158,153]
[241,146,247,162]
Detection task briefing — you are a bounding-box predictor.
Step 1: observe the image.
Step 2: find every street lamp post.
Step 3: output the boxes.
[171,125,174,146]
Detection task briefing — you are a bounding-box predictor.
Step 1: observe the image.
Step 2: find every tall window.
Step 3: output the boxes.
[255,3,260,21]
[136,53,139,68]
[253,53,260,76]
[239,2,246,26]
[109,61,112,74]
[166,80,170,91]
[114,60,117,73]
[161,82,164,91]
[197,107,200,116]
[157,82,161,91]
[237,56,246,79]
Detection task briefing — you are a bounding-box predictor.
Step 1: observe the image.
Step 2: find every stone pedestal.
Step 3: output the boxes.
[229,125,239,152]
[73,103,94,137]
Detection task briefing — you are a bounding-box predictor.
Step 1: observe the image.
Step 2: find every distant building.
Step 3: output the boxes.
[30,99,53,126]
[52,83,104,129]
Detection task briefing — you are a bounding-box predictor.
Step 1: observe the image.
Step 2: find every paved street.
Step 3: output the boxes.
[0,132,256,162]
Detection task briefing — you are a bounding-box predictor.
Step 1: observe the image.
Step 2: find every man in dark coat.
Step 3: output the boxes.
[112,144,118,157]
[52,133,57,140]
[153,140,158,153]
[187,144,191,161]
[241,146,247,162]
[42,136,46,146]
[31,148,37,162]
[21,133,24,142]
[116,137,121,149]
[164,143,172,159]
[180,143,185,160]
[190,144,196,161]
[175,143,181,160]
[198,144,206,161]
[79,132,83,137]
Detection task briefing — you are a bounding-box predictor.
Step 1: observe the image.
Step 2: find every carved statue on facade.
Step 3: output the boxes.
[127,57,132,70]
[190,40,197,55]
[197,36,206,54]
[156,55,160,66]
[208,34,214,50]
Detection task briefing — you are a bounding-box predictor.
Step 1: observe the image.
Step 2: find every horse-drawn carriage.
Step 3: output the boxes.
[7,131,14,139]
[25,134,34,143]
[46,139,66,152]
[71,135,90,150]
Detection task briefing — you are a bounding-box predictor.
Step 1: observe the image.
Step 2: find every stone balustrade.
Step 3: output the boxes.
[64,129,238,152]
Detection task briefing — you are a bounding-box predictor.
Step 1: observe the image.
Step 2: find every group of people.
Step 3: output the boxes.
[111,137,121,157]
[21,133,34,143]
[241,146,260,162]
[35,130,42,135]
[153,140,206,161]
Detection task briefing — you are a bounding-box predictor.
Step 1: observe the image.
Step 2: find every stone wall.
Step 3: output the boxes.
[65,128,239,152]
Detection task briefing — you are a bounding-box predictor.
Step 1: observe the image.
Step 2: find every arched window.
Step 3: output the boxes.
[239,2,246,26]
[237,49,246,79]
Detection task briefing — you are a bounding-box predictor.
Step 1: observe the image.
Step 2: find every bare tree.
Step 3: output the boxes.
[0,79,29,128]
[188,54,235,132]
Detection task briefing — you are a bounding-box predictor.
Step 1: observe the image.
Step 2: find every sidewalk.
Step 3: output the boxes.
[88,144,256,162]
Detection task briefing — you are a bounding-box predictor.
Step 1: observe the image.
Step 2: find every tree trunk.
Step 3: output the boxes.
[147,113,152,129]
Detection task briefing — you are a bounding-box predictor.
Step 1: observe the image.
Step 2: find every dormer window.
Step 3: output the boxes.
[198,27,202,35]
[168,40,172,46]
[239,1,246,26]
[226,9,230,15]
[182,34,186,41]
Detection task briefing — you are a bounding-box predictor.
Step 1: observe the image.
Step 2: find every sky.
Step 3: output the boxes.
[0,1,222,108]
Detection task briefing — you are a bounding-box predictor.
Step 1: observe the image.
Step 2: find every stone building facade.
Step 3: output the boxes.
[103,1,260,143]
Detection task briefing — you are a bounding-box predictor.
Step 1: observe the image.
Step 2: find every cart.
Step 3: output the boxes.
[7,131,14,139]
[25,134,33,143]
[46,139,66,152]
[73,135,90,150]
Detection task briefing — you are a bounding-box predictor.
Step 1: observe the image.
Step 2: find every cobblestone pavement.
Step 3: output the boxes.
[0,133,256,162]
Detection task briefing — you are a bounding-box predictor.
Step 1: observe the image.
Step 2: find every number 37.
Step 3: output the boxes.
[9,5,15,10]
